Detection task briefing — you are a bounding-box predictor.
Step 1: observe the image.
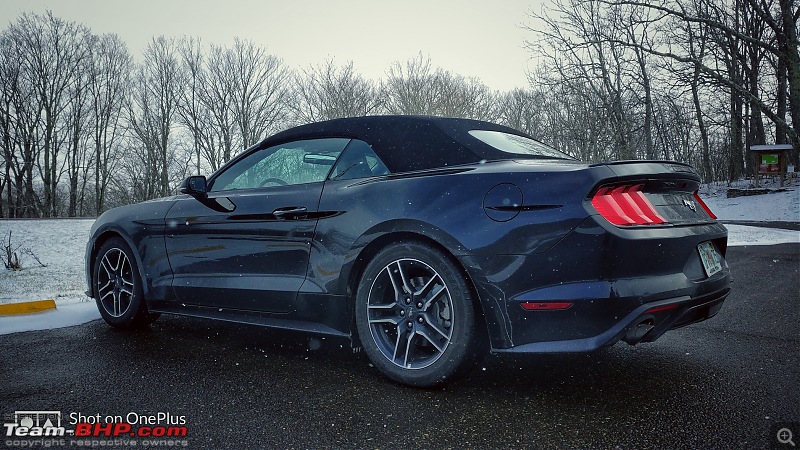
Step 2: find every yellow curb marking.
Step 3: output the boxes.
[0,299,57,316]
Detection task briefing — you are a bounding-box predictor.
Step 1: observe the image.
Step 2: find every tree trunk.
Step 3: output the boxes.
[635,47,655,159]
[775,37,788,146]
[780,0,800,165]
[95,140,102,215]
[692,76,712,182]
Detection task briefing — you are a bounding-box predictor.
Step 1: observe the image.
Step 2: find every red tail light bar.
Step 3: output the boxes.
[693,191,717,219]
[591,184,667,226]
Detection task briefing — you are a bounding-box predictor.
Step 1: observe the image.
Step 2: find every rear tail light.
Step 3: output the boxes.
[693,191,717,219]
[591,184,667,226]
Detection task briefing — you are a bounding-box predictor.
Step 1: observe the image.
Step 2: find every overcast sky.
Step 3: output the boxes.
[1,0,546,92]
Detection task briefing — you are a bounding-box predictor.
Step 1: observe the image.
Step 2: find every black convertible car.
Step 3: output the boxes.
[86,115,730,386]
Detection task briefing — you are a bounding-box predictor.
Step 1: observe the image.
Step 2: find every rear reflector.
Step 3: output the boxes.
[520,301,573,311]
[645,303,681,314]
[591,184,667,226]
[693,192,717,219]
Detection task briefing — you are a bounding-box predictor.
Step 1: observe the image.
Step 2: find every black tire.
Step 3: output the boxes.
[355,242,486,387]
[93,237,159,328]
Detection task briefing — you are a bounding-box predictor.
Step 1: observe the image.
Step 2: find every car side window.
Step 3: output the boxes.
[328,139,390,181]
[209,138,351,192]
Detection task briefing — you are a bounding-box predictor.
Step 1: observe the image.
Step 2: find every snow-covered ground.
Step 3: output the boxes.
[0,182,797,335]
[0,218,99,334]
[725,224,800,246]
[700,178,799,245]
[700,178,800,223]
[0,218,94,304]
[0,300,100,334]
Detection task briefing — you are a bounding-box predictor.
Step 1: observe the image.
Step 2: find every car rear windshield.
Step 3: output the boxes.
[469,130,573,160]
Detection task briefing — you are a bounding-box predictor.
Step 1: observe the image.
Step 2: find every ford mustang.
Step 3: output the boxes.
[85,115,731,386]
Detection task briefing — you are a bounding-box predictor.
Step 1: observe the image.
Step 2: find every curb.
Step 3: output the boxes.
[0,299,57,316]
[720,220,800,231]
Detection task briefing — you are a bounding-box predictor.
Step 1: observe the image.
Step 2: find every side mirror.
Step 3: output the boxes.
[179,175,207,197]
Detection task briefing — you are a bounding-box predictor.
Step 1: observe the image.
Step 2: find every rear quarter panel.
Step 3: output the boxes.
[310,162,594,294]
[308,161,597,345]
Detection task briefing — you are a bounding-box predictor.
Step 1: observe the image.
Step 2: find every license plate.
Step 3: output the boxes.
[698,241,722,277]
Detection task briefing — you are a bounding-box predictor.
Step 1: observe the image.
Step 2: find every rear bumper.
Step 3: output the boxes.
[493,282,730,353]
[461,217,731,351]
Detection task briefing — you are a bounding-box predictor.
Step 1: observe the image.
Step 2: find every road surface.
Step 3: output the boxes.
[1,244,797,449]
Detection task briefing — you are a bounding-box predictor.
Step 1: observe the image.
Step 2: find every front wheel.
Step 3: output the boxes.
[93,237,159,328]
[355,242,486,387]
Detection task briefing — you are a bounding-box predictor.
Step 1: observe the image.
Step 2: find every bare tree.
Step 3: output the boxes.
[496,88,545,136]
[652,95,695,163]
[683,3,714,181]
[176,38,291,172]
[382,54,442,115]
[87,33,131,214]
[127,36,182,199]
[436,72,496,120]
[176,37,206,174]
[595,0,799,172]
[8,12,89,216]
[229,38,291,149]
[523,0,798,181]
[526,0,643,160]
[382,53,496,119]
[186,40,238,171]
[63,50,91,217]
[0,33,19,217]
[0,23,44,217]
[291,59,381,123]
[749,0,800,156]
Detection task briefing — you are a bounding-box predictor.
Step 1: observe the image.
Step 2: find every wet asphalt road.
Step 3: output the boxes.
[1,244,798,449]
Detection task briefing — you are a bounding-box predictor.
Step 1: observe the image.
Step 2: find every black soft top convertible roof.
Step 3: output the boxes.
[260,115,534,173]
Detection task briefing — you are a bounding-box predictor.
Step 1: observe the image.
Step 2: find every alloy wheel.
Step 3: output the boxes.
[366,258,454,370]
[97,248,135,318]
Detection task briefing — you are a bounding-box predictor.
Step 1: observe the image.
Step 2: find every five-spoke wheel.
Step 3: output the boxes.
[356,242,486,387]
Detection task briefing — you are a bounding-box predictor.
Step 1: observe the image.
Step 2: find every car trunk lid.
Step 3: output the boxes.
[587,160,717,227]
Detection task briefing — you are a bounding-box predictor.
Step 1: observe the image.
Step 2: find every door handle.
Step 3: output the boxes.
[272,206,308,220]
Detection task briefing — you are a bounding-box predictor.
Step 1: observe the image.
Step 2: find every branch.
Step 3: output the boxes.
[599,36,798,143]
[598,0,780,55]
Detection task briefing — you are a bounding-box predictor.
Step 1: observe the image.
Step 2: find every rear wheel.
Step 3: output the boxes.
[93,237,159,328]
[355,242,485,387]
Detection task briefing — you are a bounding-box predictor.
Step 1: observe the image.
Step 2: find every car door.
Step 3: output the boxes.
[165,138,351,313]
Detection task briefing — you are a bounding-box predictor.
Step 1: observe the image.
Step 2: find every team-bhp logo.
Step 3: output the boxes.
[3,411,66,436]
[4,409,189,448]
[683,199,697,212]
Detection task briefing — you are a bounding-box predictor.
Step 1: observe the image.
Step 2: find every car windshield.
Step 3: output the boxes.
[469,130,573,160]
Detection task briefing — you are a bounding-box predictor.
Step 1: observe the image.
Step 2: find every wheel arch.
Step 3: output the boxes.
[87,228,149,300]
[343,227,498,350]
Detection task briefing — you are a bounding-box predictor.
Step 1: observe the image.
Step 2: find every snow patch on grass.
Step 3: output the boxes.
[0,219,94,305]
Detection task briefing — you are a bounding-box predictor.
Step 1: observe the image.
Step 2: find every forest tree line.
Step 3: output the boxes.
[1,0,797,218]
